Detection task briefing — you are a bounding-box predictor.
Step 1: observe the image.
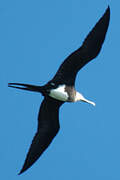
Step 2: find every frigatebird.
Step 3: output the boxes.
[8,6,110,175]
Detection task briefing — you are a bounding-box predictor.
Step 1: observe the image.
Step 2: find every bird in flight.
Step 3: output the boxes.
[8,6,110,175]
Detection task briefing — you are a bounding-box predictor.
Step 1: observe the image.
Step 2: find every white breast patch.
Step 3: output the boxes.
[49,85,68,101]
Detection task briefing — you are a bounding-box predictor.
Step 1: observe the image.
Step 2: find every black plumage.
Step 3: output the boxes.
[18,97,63,175]
[51,6,110,86]
[8,6,110,175]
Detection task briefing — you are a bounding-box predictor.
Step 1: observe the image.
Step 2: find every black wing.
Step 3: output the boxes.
[51,6,110,86]
[19,97,63,175]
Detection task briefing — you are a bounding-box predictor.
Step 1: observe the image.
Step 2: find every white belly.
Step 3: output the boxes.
[49,85,68,101]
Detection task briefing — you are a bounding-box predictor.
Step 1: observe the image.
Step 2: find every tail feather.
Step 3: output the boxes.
[8,83,44,93]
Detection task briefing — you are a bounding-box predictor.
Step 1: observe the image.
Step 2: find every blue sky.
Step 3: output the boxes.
[1,0,120,179]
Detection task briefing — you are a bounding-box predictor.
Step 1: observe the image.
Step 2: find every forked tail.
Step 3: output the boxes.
[8,83,44,94]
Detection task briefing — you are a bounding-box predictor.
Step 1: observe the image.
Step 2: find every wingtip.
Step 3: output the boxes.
[18,170,22,175]
[105,5,110,17]
[18,172,22,176]
[107,5,110,10]
[107,5,110,13]
[18,168,25,175]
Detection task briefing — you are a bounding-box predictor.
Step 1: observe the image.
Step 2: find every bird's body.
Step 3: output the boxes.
[8,6,110,175]
[49,85,70,102]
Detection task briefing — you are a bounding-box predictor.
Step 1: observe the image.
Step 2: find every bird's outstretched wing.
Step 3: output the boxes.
[19,97,63,175]
[51,6,110,86]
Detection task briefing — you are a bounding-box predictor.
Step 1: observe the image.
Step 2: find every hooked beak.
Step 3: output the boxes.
[75,92,96,106]
[81,96,96,106]
[81,98,96,106]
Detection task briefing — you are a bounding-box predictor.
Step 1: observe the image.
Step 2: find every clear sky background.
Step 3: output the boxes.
[0,0,119,179]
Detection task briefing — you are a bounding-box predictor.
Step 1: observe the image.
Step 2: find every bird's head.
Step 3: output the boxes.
[75,91,96,106]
